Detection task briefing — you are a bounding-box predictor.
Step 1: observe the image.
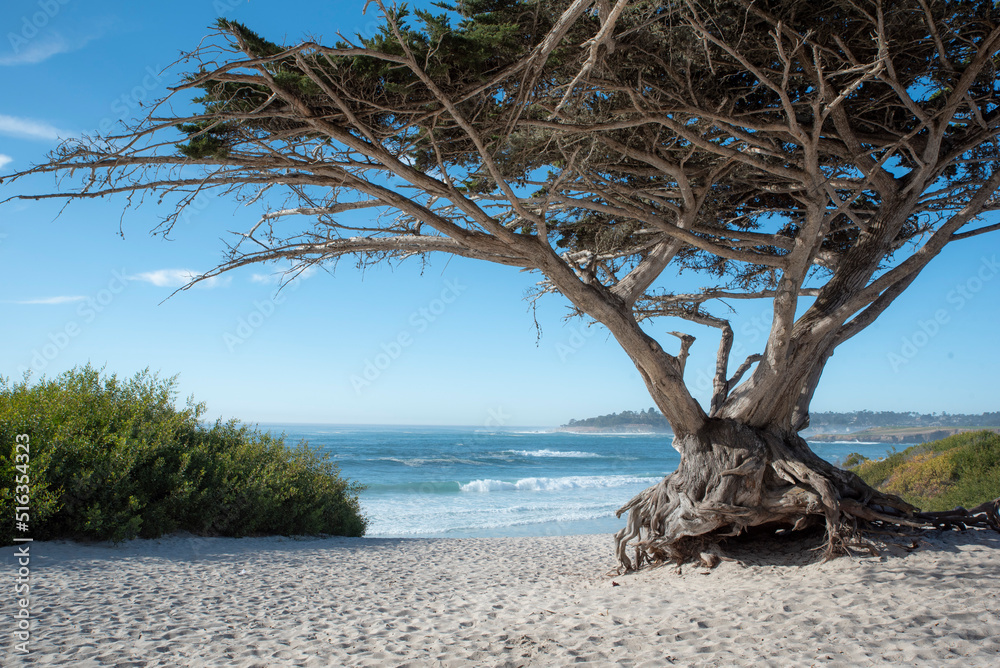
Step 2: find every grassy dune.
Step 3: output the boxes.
[846,430,1000,512]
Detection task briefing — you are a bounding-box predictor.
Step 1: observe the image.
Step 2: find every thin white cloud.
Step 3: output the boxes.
[0,154,12,170]
[8,296,88,305]
[128,269,230,289]
[250,272,277,284]
[1,35,69,66]
[0,29,104,67]
[0,114,69,141]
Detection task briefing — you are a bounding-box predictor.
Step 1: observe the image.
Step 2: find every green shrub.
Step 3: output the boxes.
[847,430,1000,511]
[841,452,869,468]
[1,365,366,545]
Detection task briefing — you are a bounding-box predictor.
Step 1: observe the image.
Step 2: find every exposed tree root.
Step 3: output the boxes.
[612,420,1000,573]
[914,499,1000,531]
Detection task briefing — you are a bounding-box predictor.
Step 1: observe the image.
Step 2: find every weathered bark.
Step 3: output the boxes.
[539,256,710,436]
[611,419,1000,572]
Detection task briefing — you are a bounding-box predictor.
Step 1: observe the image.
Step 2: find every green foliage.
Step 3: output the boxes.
[565,408,670,430]
[176,121,233,159]
[0,365,366,546]
[810,410,1000,429]
[847,431,1000,512]
[175,2,577,175]
[840,452,868,468]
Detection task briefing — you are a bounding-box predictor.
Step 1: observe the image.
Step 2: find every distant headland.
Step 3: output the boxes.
[559,409,672,434]
[560,409,1000,442]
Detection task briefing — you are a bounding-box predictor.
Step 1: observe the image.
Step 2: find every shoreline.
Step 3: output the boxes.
[553,425,1000,444]
[3,530,998,666]
[809,426,1000,444]
[364,514,628,540]
[553,426,672,435]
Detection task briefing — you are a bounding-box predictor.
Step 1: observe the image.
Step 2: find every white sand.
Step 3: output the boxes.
[3,529,999,667]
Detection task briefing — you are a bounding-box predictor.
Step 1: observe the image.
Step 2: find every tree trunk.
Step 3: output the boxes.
[613,418,918,571]
[539,245,999,572]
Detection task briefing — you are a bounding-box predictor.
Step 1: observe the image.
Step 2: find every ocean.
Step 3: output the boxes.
[260,425,899,538]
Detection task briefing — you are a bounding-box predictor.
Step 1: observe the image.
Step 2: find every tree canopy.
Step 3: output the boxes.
[10,0,1000,432]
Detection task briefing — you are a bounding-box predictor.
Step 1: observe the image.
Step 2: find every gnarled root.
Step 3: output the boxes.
[914,498,1000,531]
[612,419,1000,573]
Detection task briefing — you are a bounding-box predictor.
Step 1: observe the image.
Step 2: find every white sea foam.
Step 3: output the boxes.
[363,495,629,535]
[377,456,480,466]
[459,475,659,493]
[504,449,603,458]
[811,440,883,445]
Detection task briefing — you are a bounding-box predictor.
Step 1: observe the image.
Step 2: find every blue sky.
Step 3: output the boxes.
[1,0,998,427]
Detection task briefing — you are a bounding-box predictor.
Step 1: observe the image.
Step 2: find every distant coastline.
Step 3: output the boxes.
[555,424,672,434]
[563,408,1000,443]
[809,426,1000,444]
[556,424,1000,443]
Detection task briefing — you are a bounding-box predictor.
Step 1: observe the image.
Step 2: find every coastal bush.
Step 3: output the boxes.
[846,431,1000,512]
[0,365,366,545]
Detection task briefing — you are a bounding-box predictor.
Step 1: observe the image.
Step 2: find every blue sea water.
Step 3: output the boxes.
[260,425,898,538]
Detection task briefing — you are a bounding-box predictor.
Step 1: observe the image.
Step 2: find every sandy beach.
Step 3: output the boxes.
[3,529,998,667]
